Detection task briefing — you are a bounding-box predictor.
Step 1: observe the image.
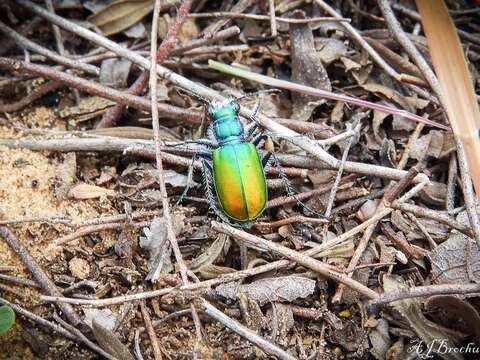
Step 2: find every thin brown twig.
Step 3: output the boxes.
[189,12,350,24]
[44,0,65,55]
[268,0,277,37]
[97,0,193,128]
[0,21,99,75]
[0,273,39,288]
[0,297,75,340]
[331,167,420,303]
[211,221,379,300]
[40,203,407,307]
[0,80,63,113]
[140,300,163,360]
[53,221,150,246]
[150,2,204,350]
[0,58,202,124]
[16,0,431,185]
[52,313,118,360]
[391,201,473,238]
[200,299,296,360]
[369,283,480,308]
[0,226,83,326]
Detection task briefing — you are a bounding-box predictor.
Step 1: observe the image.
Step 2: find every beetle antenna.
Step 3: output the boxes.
[178,87,212,105]
[234,89,281,103]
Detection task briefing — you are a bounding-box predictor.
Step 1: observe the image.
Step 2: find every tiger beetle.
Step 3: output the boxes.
[175,90,314,227]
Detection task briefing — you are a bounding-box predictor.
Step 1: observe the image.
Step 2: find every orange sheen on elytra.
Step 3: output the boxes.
[213,143,267,221]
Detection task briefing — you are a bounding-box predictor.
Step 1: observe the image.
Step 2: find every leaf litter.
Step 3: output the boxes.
[0,1,479,359]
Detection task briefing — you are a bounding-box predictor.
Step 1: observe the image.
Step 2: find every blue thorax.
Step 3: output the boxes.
[209,101,245,145]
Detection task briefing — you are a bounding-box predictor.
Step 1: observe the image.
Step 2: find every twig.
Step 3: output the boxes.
[0,297,75,340]
[405,213,437,250]
[0,214,71,226]
[380,223,423,259]
[446,154,458,213]
[324,123,359,218]
[200,299,296,360]
[171,26,240,54]
[0,273,39,288]
[212,221,379,299]
[16,0,432,184]
[0,80,63,113]
[391,201,473,238]
[331,168,421,303]
[369,283,480,308]
[0,226,82,326]
[97,0,193,128]
[313,0,401,81]
[140,301,163,360]
[0,58,202,124]
[267,174,360,209]
[376,0,440,97]
[189,12,350,24]
[0,21,99,75]
[53,221,150,246]
[455,140,480,248]
[268,0,277,36]
[150,0,189,284]
[52,313,118,360]
[44,0,65,55]
[255,215,328,229]
[149,0,203,349]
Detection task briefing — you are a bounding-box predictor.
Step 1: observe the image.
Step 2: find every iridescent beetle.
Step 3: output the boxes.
[176,90,313,226]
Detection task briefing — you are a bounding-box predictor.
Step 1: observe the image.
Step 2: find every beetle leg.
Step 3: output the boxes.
[174,151,212,207]
[270,152,325,218]
[167,139,217,149]
[261,151,273,168]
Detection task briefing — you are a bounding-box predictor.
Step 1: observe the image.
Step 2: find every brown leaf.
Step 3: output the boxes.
[215,276,316,305]
[92,319,135,360]
[425,295,480,344]
[431,232,480,285]
[382,275,462,360]
[190,234,230,272]
[88,0,154,36]
[68,183,115,199]
[99,58,132,87]
[289,10,331,120]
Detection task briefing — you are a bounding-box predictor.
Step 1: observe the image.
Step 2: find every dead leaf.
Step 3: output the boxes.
[88,0,154,36]
[215,276,316,305]
[316,38,348,65]
[140,215,184,281]
[383,275,462,360]
[267,303,295,347]
[289,10,331,120]
[369,318,392,360]
[431,232,480,285]
[418,182,447,207]
[340,56,362,72]
[84,309,117,331]
[92,319,135,360]
[100,58,132,88]
[190,234,230,272]
[68,183,115,199]
[425,295,480,344]
[361,83,412,111]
